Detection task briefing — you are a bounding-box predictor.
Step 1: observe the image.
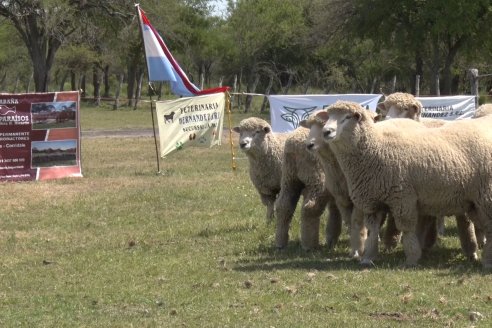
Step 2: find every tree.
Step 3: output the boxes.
[0,1,133,92]
[320,0,492,95]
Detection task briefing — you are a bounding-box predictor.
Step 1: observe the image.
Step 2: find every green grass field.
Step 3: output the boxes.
[0,102,490,327]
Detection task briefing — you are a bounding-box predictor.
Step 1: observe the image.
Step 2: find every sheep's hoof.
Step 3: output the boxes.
[349,250,360,260]
[399,262,419,269]
[360,258,375,268]
[325,238,338,251]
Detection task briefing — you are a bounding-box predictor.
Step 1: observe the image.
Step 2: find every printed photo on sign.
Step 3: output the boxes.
[31,101,77,130]
[31,140,77,168]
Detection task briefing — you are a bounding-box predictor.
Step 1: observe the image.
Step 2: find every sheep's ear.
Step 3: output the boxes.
[412,104,421,116]
[353,112,362,122]
[315,111,329,121]
[373,114,383,122]
[299,119,308,128]
[263,126,271,133]
[232,126,240,133]
[376,102,386,113]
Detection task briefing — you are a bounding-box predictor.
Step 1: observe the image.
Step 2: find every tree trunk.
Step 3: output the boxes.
[244,74,259,113]
[260,75,274,113]
[59,71,68,91]
[283,73,293,94]
[26,72,33,93]
[13,76,19,93]
[441,38,464,95]
[70,71,76,90]
[103,64,110,98]
[127,64,136,107]
[0,71,7,91]
[113,73,124,110]
[133,68,144,110]
[80,74,86,98]
[430,36,441,95]
[92,66,101,106]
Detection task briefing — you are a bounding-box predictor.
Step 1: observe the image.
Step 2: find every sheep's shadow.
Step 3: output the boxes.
[232,239,484,274]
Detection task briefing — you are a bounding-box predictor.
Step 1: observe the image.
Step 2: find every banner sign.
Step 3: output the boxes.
[268,94,382,132]
[0,91,82,182]
[417,95,476,120]
[155,92,225,157]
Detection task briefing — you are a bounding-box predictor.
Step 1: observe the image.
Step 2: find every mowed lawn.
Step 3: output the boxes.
[0,103,491,327]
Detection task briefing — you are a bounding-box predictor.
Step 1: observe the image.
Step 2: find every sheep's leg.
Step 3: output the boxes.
[481,218,492,269]
[260,193,277,223]
[401,231,422,267]
[350,206,366,259]
[474,226,486,249]
[393,201,421,267]
[436,216,446,236]
[416,215,437,252]
[382,212,401,250]
[274,188,301,249]
[455,215,478,261]
[360,212,380,266]
[325,198,342,250]
[299,189,328,250]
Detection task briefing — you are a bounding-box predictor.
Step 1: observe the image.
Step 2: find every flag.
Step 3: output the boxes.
[155,93,226,157]
[136,5,229,97]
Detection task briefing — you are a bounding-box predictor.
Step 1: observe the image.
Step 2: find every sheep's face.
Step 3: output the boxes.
[322,110,362,142]
[385,104,420,120]
[305,123,325,151]
[233,126,271,152]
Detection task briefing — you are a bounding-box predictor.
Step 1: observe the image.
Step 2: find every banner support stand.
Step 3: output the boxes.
[149,83,161,174]
[225,91,237,171]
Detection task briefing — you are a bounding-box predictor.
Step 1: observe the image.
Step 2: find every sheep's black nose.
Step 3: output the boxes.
[240,142,247,148]
[306,143,314,150]
[323,130,332,137]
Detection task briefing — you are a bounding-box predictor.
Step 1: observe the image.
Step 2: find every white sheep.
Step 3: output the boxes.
[233,118,338,251]
[378,92,480,258]
[300,113,367,258]
[275,127,342,250]
[233,117,288,222]
[320,101,492,268]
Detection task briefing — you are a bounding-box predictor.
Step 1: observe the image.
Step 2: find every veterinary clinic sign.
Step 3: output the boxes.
[417,95,476,120]
[0,91,82,182]
[268,94,382,132]
[155,92,225,157]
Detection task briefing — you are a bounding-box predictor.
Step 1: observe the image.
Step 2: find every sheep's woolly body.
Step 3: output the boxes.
[302,113,366,256]
[474,103,492,118]
[275,127,339,250]
[235,118,334,250]
[325,101,492,267]
[234,117,288,221]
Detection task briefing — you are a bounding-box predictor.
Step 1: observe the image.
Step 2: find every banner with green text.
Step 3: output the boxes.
[0,91,82,182]
[155,92,225,157]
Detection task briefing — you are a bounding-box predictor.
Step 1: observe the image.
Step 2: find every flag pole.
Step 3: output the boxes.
[149,84,161,174]
[136,4,160,173]
[225,91,237,171]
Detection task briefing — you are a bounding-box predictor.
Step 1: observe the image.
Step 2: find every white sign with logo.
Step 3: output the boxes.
[268,94,382,132]
[417,95,476,120]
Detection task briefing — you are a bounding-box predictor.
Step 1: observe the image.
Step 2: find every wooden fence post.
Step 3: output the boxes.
[469,68,479,107]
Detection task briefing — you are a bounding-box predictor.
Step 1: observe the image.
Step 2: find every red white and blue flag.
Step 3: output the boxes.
[136,5,228,97]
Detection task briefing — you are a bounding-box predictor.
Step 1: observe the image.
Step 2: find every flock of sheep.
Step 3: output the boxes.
[233,92,492,269]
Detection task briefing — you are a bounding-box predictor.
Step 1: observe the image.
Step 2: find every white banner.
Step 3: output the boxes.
[155,93,225,157]
[417,95,476,120]
[268,94,382,132]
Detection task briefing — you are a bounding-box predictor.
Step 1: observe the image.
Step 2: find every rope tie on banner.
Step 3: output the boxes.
[225,91,237,171]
